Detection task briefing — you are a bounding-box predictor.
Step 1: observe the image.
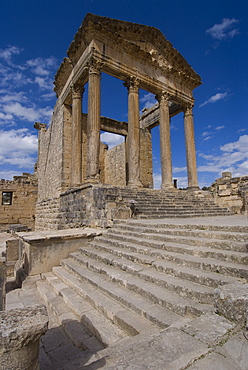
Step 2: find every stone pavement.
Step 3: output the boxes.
[3,215,248,369]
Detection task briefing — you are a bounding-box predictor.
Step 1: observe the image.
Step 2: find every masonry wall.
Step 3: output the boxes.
[105,142,126,186]
[37,100,64,201]
[0,174,37,230]
[211,172,248,214]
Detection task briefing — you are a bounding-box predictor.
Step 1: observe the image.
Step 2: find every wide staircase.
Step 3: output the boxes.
[37,218,248,355]
[112,188,233,218]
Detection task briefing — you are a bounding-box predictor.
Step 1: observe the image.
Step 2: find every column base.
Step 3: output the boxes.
[85,177,100,184]
[128,180,143,188]
[161,184,175,190]
[187,186,200,192]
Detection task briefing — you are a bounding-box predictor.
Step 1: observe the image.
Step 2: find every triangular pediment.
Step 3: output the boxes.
[68,14,201,85]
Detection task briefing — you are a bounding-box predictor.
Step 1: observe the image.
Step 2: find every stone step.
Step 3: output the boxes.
[104,230,248,261]
[114,219,248,234]
[52,266,161,334]
[37,276,128,347]
[65,253,212,317]
[58,259,185,328]
[112,223,248,244]
[86,238,248,280]
[80,241,239,288]
[73,249,214,304]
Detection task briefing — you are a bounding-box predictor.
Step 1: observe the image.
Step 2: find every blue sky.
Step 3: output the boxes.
[0,0,247,188]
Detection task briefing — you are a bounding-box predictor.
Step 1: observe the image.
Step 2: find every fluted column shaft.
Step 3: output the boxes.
[125,77,142,187]
[156,92,173,189]
[86,61,101,181]
[71,84,84,186]
[184,104,199,190]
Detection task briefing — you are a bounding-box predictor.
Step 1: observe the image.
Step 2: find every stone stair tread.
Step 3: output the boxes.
[105,230,248,259]
[36,279,105,351]
[89,238,248,278]
[115,219,247,233]
[38,276,128,347]
[66,254,212,317]
[61,257,193,325]
[77,246,215,301]
[52,266,159,335]
[111,224,248,243]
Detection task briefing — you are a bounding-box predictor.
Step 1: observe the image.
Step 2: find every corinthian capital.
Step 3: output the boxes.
[124,76,140,93]
[71,83,85,99]
[87,57,103,75]
[155,91,171,104]
[183,102,194,116]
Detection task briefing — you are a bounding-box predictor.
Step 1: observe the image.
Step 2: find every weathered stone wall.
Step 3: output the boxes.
[105,142,126,186]
[35,184,132,230]
[0,305,48,370]
[211,172,248,214]
[0,173,37,230]
[36,100,64,201]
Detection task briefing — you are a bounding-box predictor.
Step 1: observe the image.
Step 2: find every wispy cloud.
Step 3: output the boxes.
[199,92,228,108]
[198,134,248,179]
[140,93,156,109]
[0,46,23,65]
[200,124,225,142]
[0,128,37,169]
[100,132,125,149]
[3,102,53,123]
[206,18,239,40]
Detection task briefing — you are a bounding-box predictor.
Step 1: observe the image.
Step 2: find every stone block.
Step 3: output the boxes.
[214,282,248,323]
[0,305,48,370]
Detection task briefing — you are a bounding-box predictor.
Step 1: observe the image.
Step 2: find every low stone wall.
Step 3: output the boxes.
[0,305,48,370]
[14,228,103,280]
[210,172,248,214]
[35,184,132,230]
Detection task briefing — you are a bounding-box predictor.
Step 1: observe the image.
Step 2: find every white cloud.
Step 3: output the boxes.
[0,128,37,169]
[26,57,57,76]
[206,18,239,40]
[198,135,248,178]
[140,93,156,109]
[3,102,52,123]
[0,170,24,180]
[100,132,125,149]
[215,125,224,131]
[173,166,187,173]
[0,112,13,121]
[200,92,228,107]
[153,172,161,189]
[0,46,23,65]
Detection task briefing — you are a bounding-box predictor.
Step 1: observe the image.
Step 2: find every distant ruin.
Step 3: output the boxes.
[0,173,37,231]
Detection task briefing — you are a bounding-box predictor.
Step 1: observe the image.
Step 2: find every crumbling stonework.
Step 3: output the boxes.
[0,173,37,231]
[0,305,48,370]
[211,172,248,214]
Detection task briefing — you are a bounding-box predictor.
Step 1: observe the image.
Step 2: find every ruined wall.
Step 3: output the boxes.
[211,172,248,214]
[37,100,64,201]
[0,173,37,230]
[105,142,126,186]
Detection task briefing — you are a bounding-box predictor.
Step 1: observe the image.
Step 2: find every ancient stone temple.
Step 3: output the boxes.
[35,13,204,230]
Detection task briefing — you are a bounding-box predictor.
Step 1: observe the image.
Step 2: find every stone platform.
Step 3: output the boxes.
[4,215,248,369]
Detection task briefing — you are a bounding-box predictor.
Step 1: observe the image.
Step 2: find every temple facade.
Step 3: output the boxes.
[35,14,202,229]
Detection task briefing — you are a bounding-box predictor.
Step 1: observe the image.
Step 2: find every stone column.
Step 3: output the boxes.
[86,60,101,182]
[156,92,173,189]
[71,83,84,186]
[124,77,142,187]
[184,103,199,190]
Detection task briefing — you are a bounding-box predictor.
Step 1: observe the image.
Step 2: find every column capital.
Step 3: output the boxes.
[87,57,103,76]
[183,102,194,116]
[155,91,171,104]
[124,76,140,93]
[71,83,85,99]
